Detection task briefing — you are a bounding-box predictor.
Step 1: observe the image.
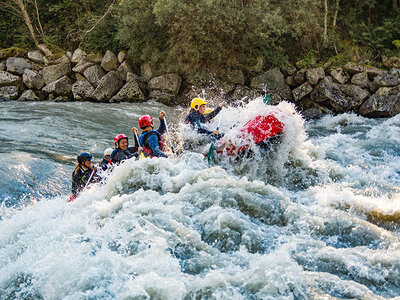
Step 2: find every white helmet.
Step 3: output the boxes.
[104,148,113,157]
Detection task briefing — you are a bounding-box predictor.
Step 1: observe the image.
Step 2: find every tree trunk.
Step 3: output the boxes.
[333,0,340,28]
[323,0,328,46]
[13,0,39,47]
[394,0,398,8]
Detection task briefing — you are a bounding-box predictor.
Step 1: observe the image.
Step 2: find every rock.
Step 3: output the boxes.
[85,52,103,63]
[365,66,384,78]
[27,50,45,64]
[246,57,264,73]
[0,47,27,59]
[76,73,86,81]
[351,72,370,89]
[91,71,123,102]
[0,86,19,100]
[302,108,325,120]
[293,82,313,102]
[126,72,141,82]
[141,63,154,82]
[0,71,21,87]
[22,69,45,90]
[66,51,73,61]
[42,59,71,85]
[373,73,400,87]
[111,79,145,102]
[250,68,293,102]
[71,48,87,63]
[6,57,33,75]
[83,65,106,87]
[148,73,181,96]
[0,61,5,71]
[117,52,126,64]
[294,69,306,85]
[18,89,39,101]
[382,56,400,69]
[44,55,70,66]
[344,62,365,75]
[322,62,332,71]
[37,44,53,56]
[359,86,400,118]
[306,67,325,85]
[329,67,349,84]
[231,85,255,101]
[72,60,94,73]
[101,50,118,71]
[390,68,400,77]
[285,75,297,87]
[116,61,133,81]
[226,69,245,85]
[311,77,369,113]
[42,76,72,96]
[72,80,94,101]
[281,64,297,76]
[54,95,70,102]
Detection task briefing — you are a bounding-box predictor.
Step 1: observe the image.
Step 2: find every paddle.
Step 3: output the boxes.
[163,116,175,154]
[84,168,95,189]
[207,108,223,166]
[133,130,146,160]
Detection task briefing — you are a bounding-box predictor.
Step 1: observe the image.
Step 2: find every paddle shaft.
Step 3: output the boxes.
[163,116,175,153]
[84,169,95,189]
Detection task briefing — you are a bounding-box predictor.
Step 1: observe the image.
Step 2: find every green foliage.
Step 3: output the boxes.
[393,40,400,49]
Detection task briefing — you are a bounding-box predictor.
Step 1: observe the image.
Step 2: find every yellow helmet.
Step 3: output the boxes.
[190,98,207,109]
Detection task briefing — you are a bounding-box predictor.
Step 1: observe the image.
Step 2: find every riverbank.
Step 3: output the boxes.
[1,45,399,119]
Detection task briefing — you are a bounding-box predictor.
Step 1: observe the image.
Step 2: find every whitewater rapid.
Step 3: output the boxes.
[0,99,399,299]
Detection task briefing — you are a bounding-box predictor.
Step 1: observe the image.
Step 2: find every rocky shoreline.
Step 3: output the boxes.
[1,45,399,118]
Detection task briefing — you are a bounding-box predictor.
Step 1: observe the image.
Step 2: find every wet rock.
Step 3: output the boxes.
[339,84,370,102]
[72,80,94,101]
[382,56,400,69]
[111,79,145,102]
[0,71,21,87]
[22,69,44,90]
[18,89,39,101]
[117,52,126,64]
[85,52,103,63]
[351,72,370,89]
[42,76,72,96]
[116,61,133,81]
[101,50,118,72]
[231,85,256,101]
[281,64,297,76]
[329,67,349,84]
[37,44,53,57]
[373,73,400,87]
[306,67,325,85]
[42,58,71,85]
[91,71,123,102]
[285,75,297,87]
[302,108,325,120]
[250,68,292,102]
[359,86,400,118]
[293,82,313,102]
[83,65,106,87]
[344,62,365,75]
[148,73,181,96]
[0,85,19,100]
[226,69,245,85]
[54,95,70,102]
[71,48,87,63]
[27,50,45,64]
[294,69,306,85]
[6,57,33,75]
[72,60,94,74]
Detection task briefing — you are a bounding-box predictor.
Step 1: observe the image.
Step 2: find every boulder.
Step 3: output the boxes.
[344,62,365,75]
[66,51,73,61]
[72,80,94,101]
[72,60,94,74]
[85,52,103,63]
[359,86,400,118]
[294,69,306,85]
[44,55,70,66]
[0,85,19,100]
[306,67,325,85]
[250,68,292,102]
[116,61,133,81]
[141,63,154,82]
[43,59,71,85]
[6,57,33,75]
[27,50,45,64]
[281,64,297,76]
[91,71,123,102]
[71,48,87,63]
[231,85,256,101]
[37,44,53,57]
[18,89,39,101]
[0,61,5,71]
[351,72,370,89]
[101,50,118,71]
[292,82,313,102]
[285,75,297,87]
[117,52,126,64]
[329,67,349,84]
[127,72,148,94]
[42,76,72,96]
[390,68,400,77]
[148,73,181,96]
[76,73,86,81]
[311,77,369,113]
[226,69,245,85]
[83,65,106,87]
[22,69,45,90]
[373,73,400,87]
[365,66,384,78]
[111,79,145,102]
[382,56,400,69]
[245,57,263,73]
[0,71,21,87]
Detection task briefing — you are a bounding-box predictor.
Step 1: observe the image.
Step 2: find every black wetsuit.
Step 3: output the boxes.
[184,106,222,135]
[71,166,98,197]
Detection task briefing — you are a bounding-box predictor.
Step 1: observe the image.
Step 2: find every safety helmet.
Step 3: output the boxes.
[104,148,113,157]
[138,115,153,129]
[77,152,93,164]
[190,98,207,110]
[114,134,128,147]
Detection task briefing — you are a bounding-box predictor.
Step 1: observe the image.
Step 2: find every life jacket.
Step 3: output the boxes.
[141,130,164,158]
[109,148,133,165]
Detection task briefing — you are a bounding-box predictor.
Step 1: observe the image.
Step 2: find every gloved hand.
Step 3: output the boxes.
[68,195,76,202]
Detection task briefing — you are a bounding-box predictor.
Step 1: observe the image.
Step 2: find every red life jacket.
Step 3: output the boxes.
[142,131,164,158]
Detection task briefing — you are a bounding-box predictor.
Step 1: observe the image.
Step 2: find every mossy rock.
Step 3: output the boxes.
[0,47,27,59]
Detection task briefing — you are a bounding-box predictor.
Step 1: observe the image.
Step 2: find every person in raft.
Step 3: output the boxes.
[138,112,168,158]
[70,152,99,201]
[184,98,227,138]
[99,148,113,171]
[110,133,143,165]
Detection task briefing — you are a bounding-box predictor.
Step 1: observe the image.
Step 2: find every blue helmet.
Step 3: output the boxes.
[77,152,93,164]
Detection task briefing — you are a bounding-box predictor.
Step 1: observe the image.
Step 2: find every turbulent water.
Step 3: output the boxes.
[0,99,399,299]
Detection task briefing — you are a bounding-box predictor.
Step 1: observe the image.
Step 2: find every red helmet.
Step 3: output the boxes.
[138,115,153,129]
[114,134,128,147]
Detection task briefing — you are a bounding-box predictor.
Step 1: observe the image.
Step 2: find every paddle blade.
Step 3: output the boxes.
[139,152,146,160]
[207,141,215,166]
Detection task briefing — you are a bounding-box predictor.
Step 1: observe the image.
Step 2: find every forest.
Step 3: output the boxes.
[1,0,399,79]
